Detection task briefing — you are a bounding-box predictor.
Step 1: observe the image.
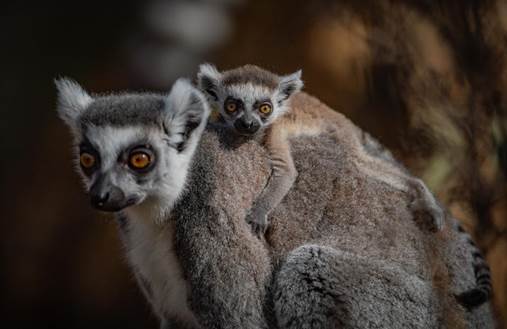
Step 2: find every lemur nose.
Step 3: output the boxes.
[234,118,260,135]
[91,192,109,208]
[89,178,128,212]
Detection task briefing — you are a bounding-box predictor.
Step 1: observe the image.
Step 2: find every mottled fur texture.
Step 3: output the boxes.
[57,80,495,328]
[174,129,494,328]
[198,64,445,237]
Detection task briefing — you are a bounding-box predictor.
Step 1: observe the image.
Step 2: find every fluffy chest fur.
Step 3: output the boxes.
[123,207,200,328]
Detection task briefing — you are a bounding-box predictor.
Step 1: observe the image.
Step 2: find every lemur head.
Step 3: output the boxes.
[197,64,303,136]
[56,78,209,218]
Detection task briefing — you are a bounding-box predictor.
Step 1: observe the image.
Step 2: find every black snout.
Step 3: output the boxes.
[90,191,110,208]
[234,117,260,135]
[89,178,129,212]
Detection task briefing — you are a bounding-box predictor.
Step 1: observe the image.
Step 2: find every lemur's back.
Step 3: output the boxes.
[189,126,494,327]
[178,85,493,325]
[201,89,490,318]
[207,87,490,323]
[273,91,359,141]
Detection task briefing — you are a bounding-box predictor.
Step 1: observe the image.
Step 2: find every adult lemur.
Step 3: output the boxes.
[56,77,494,328]
[196,64,490,310]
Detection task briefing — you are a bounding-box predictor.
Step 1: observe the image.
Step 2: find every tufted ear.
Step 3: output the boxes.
[277,70,303,102]
[55,78,93,130]
[197,63,222,101]
[164,78,210,152]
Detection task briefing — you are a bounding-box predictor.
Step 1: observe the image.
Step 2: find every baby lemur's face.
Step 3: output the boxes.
[198,64,303,136]
[56,79,209,215]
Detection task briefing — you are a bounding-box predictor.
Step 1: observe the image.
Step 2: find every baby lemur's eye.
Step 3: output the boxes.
[128,148,153,171]
[258,103,272,115]
[225,100,237,113]
[80,152,96,169]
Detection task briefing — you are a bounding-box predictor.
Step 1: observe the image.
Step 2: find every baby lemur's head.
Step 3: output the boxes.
[197,64,303,136]
[56,78,209,217]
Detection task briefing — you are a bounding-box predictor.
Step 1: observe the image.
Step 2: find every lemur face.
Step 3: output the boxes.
[75,124,174,212]
[221,89,273,135]
[56,79,209,214]
[198,64,303,136]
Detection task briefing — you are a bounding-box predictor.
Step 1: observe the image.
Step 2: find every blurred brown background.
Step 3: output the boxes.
[1,0,506,328]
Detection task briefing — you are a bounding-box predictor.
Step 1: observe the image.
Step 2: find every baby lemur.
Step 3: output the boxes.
[198,64,444,236]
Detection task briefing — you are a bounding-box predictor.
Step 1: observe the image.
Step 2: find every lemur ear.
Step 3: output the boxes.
[277,70,303,102]
[164,78,210,152]
[197,63,222,101]
[55,78,93,129]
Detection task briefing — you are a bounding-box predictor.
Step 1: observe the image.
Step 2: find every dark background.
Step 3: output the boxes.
[1,1,506,328]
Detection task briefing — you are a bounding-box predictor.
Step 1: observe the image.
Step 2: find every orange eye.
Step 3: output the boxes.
[259,103,272,115]
[129,152,151,169]
[80,152,95,169]
[225,101,237,113]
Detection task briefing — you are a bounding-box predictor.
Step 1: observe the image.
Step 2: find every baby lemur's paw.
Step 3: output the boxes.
[409,182,445,232]
[245,209,269,238]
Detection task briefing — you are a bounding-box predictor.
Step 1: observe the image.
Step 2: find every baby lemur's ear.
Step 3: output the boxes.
[197,63,222,101]
[55,77,93,131]
[277,70,303,102]
[164,78,210,152]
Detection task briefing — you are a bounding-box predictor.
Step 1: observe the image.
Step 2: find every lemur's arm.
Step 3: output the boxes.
[246,127,297,236]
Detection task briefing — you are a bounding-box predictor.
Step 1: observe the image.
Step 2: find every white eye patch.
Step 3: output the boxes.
[226,83,274,107]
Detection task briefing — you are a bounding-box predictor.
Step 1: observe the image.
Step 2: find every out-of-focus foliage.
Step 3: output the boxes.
[1,0,506,328]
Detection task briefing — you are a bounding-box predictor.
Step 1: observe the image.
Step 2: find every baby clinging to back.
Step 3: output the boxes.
[197,64,444,236]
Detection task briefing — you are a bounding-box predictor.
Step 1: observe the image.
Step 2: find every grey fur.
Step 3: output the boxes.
[361,131,492,309]
[360,129,445,232]
[177,127,495,328]
[81,94,166,128]
[197,64,444,236]
[273,245,437,328]
[57,82,495,328]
